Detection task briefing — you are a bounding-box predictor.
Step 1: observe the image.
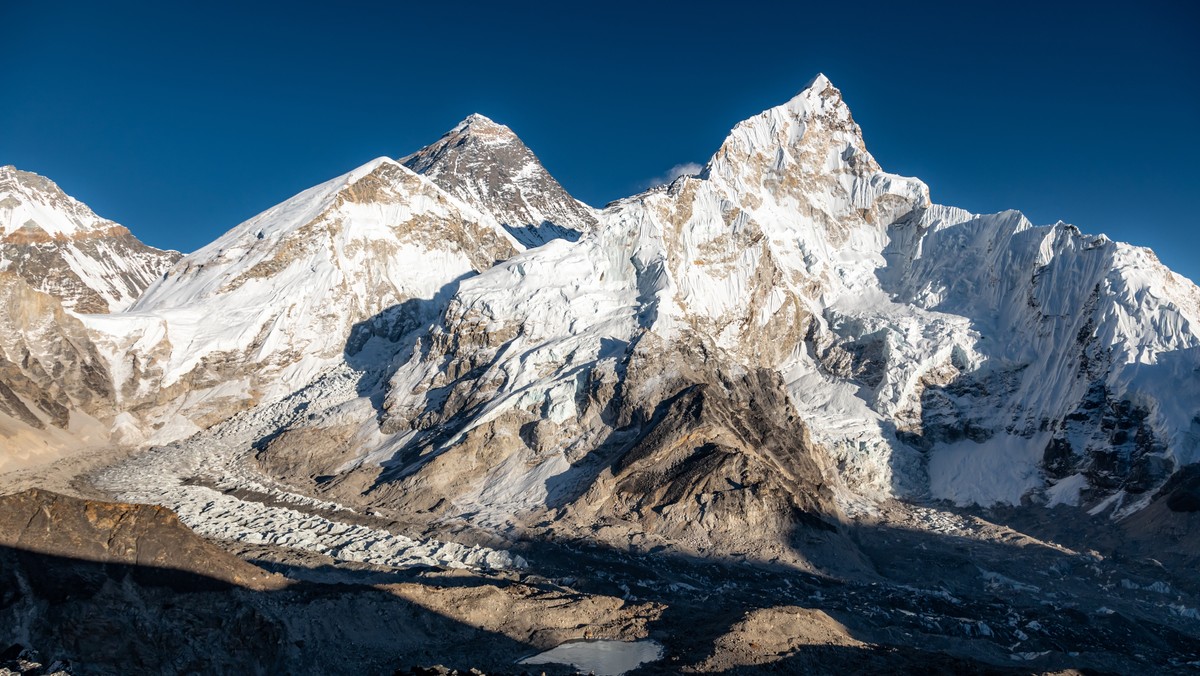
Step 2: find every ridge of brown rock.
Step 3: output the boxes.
[0,488,285,591]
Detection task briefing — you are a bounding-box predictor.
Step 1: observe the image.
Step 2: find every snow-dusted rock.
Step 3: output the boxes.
[0,166,178,314]
[403,113,598,247]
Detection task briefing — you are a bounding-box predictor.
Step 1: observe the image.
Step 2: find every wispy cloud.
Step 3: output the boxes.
[641,162,703,190]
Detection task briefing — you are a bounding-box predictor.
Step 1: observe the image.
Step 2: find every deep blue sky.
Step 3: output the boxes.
[2,2,1197,281]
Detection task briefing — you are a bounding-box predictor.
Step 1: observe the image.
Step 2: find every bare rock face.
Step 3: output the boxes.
[0,489,291,673]
[0,166,179,314]
[290,320,857,572]
[0,488,284,590]
[542,337,844,563]
[0,273,118,469]
[694,606,863,671]
[403,114,597,247]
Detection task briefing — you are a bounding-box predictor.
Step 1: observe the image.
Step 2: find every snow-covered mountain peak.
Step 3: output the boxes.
[802,72,833,91]
[708,74,876,184]
[403,113,598,247]
[448,113,517,144]
[108,152,522,430]
[0,165,122,241]
[0,165,178,313]
[758,71,844,125]
[679,75,929,289]
[345,155,402,182]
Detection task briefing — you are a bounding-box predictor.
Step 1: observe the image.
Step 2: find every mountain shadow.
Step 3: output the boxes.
[0,489,554,675]
[343,272,476,422]
[501,220,582,248]
[11,487,1198,675]
[493,504,1200,675]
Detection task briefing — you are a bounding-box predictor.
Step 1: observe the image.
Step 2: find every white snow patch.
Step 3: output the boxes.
[1088,490,1125,516]
[1045,473,1088,507]
[1170,605,1200,620]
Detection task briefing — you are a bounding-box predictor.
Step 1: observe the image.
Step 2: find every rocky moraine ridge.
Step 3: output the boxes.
[1,75,1199,674]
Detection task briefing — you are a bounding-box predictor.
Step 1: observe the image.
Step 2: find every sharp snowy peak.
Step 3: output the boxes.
[619,73,931,347]
[0,166,179,313]
[403,114,598,247]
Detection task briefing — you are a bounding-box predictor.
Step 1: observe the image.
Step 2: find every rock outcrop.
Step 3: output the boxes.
[0,488,284,590]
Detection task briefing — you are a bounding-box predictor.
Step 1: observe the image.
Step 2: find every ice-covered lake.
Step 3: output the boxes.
[518,639,664,675]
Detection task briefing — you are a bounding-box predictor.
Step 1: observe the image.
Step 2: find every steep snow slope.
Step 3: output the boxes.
[0,166,179,313]
[881,208,1200,510]
[0,168,176,464]
[403,114,598,247]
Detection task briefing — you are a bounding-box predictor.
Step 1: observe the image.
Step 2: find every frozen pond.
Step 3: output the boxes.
[518,639,663,675]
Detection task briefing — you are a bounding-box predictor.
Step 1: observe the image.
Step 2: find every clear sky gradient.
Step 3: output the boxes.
[2,2,1197,281]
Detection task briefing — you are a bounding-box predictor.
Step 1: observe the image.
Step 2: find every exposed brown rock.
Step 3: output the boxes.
[0,273,118,466]
[690,605,863,671]
[0,488,285,591]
